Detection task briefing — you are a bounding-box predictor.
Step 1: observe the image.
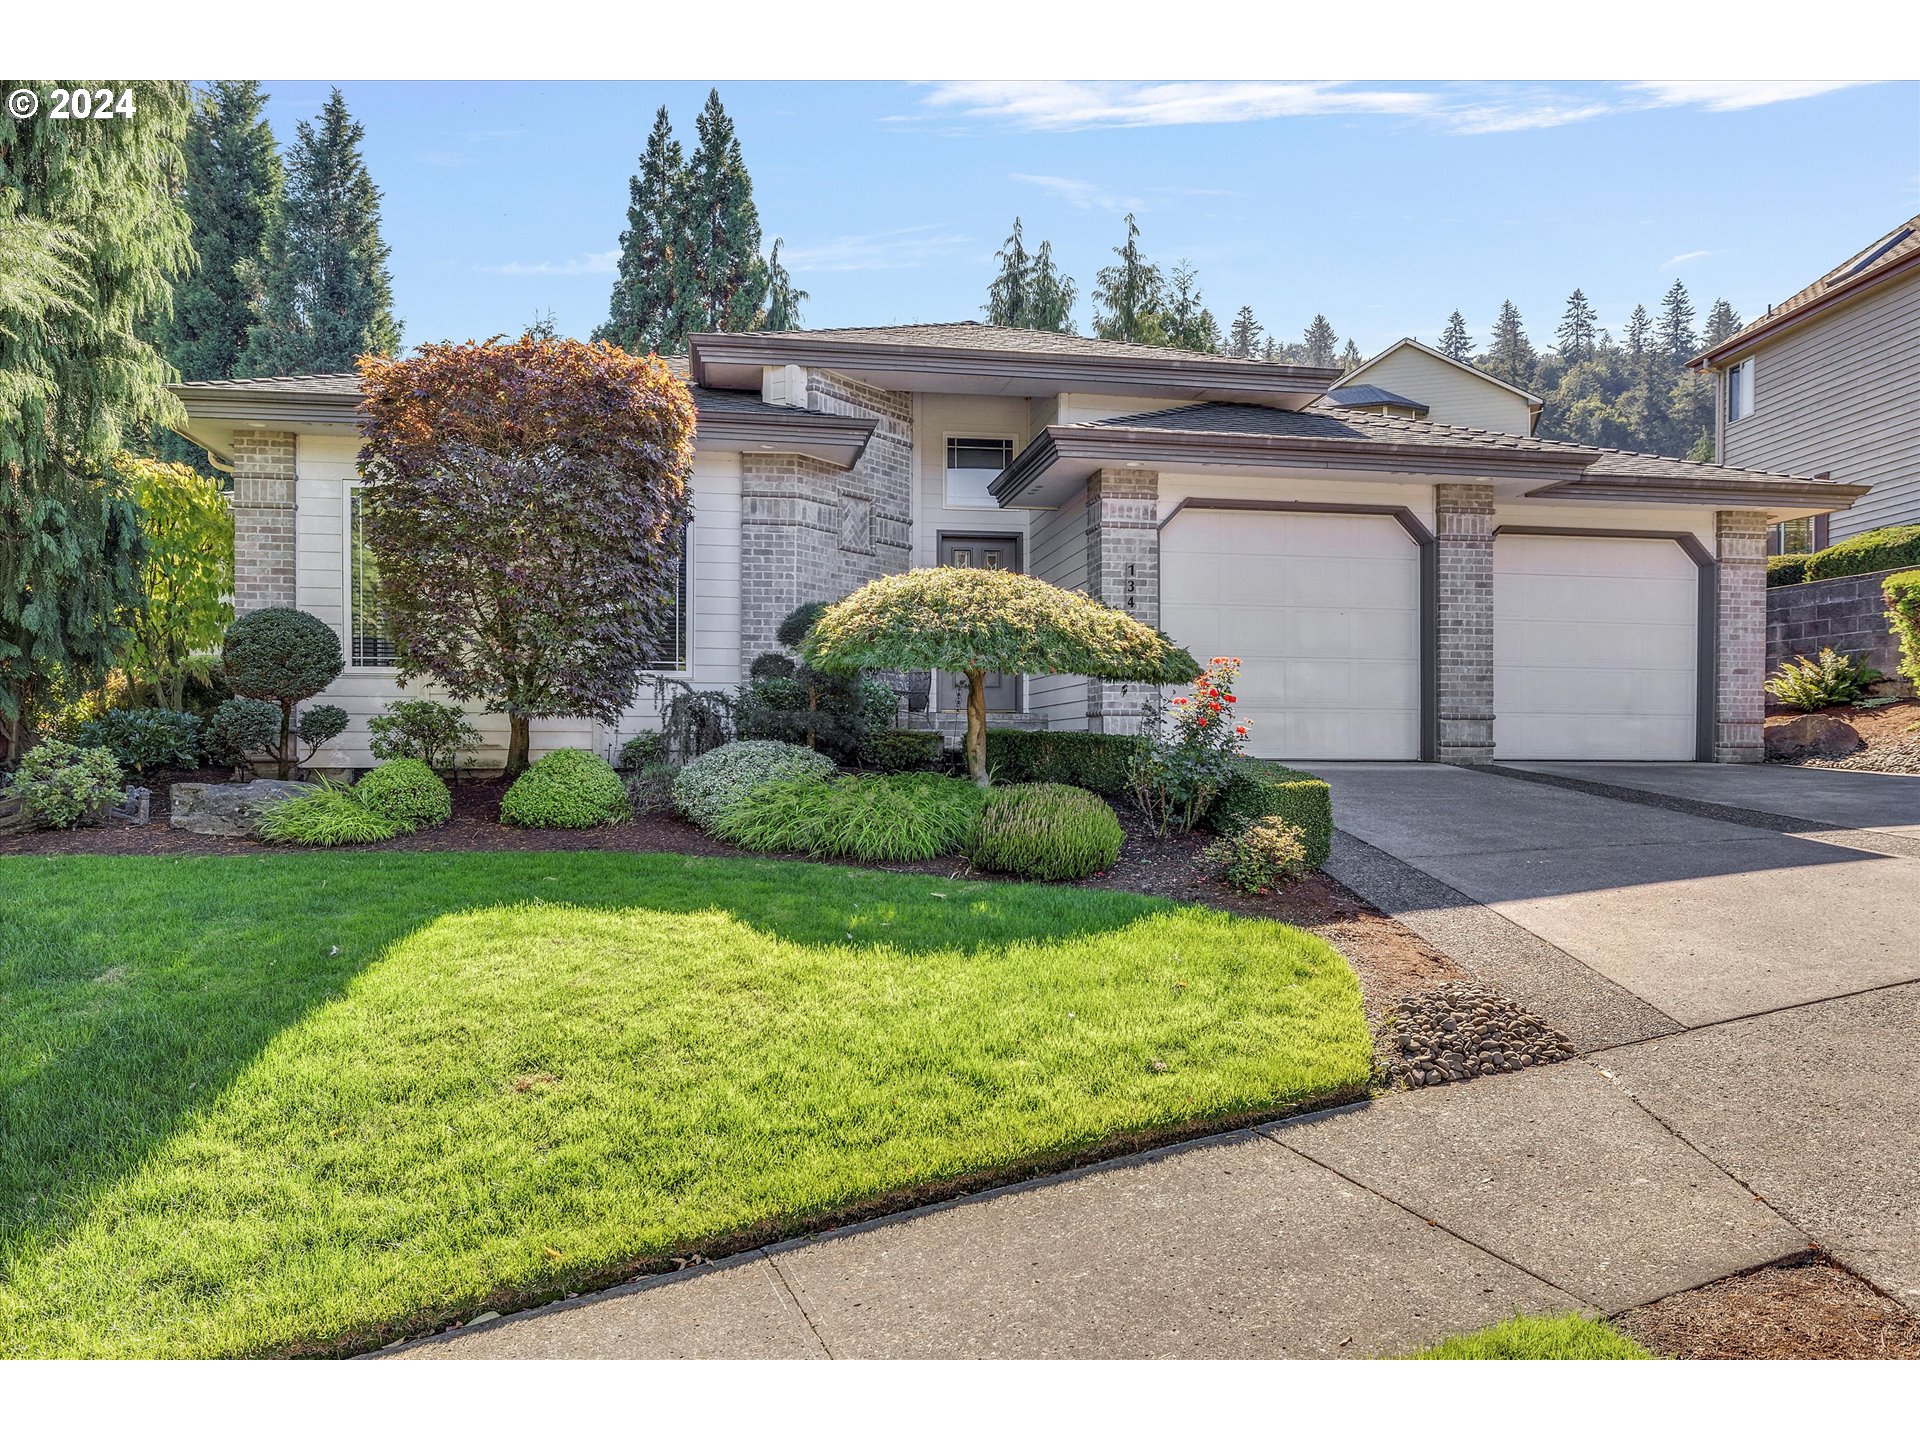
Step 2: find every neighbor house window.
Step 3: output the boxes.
[348,488,397,667]
[1774,518,1816,555]
[1726,359,1755,422]
[944,437,1014,509]
[643,527,690,672]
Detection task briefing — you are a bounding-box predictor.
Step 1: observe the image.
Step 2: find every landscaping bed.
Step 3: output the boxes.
[1616,1256,1920,1359]
[1766,696,1920,774]
[0,850,1372,1358]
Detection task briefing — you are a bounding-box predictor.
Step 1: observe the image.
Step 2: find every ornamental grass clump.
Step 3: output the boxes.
[967,783,1123,882]
[670,739,836,832]
[257,783,403,847]
[715,772,985,862]
[355,759,452,830]
[500,749,631,829]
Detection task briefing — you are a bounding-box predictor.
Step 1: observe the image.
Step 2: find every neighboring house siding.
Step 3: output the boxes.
[1719,270,1920,542]
[1346,348,1534,435]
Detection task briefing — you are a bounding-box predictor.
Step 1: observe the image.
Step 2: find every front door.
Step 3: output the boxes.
[941,534,1021,712]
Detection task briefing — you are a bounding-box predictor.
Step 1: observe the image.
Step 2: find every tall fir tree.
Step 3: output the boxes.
[1658,279,1697,366]
[1260,337,1279,362]
[985,218,1075,332]
[1703,297,1743,348]
[1,80,194,754]
[759,238,807,331]
[1023,238,1077,335]
[1624,303,1653,365]
[1484,299,1536,388]
[1227,305,1263,359]
[1554,288,1598,362]
[1091,213,1167,346]
[1301,314,1338,368]
[241,88,400,375]
[1161,262,1220,353]
[169,81,281,382]
[684,89,765,332]
[1339,338,1364,372]
[596,106,698,354]
[1439,310,1473,361]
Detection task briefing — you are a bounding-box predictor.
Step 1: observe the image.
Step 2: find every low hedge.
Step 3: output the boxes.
[1886,569,1920,689]
[1801,524,1920,583]
[967,783,1122,882]
[984,728,1141,796]
[1765,553,1811,588]
[1208,759,1333,867]
[501,749,631,829]
[861,729,945,773]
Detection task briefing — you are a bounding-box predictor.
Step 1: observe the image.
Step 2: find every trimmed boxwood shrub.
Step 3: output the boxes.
[967,782,1122,882]
[71,708,203,773]
[1766,553,1811,588]
[861,729,945,773]
[501,749,631,829]
[985,728,1142,797]
[716,772,986,862]
[257,783,402,847]
[1208,760,1332,868]
[1203,817,1311,895]
[222,607,345,778]
[1886,569,1920,690]
[204,697,280,771]
[356,758,452,830]
[670,739,835,832]
[1802,524,1920,583]
[617,731,667,772]
[1,740,124,831]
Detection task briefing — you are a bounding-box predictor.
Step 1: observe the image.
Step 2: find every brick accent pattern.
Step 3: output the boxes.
[1715,509,1772,763]
[1084,467,1159,733]
[1434,483,1495,762]
[737,370,911,667]
[229,430,297,613]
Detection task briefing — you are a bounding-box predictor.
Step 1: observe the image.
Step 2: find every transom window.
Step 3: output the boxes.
[944,436,1014,510]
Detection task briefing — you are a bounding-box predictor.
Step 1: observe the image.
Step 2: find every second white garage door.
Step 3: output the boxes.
[1494,533,1699,760]
[1160,508,1423,760]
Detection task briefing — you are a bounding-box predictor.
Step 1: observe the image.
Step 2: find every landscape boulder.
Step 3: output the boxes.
[1764,712,1863,761]
[170,779,317,836]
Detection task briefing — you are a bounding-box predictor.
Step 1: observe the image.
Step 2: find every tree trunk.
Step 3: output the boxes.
[506,712,531,778]
[964,667,989,786]
[276,701,294,780]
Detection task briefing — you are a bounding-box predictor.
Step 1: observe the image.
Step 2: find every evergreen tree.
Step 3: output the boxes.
[1227,305,1263,360]
[1091,213,1167,346]
[1162,262,1220,353]
[1439,310,1473,361]
[1301,314,1338,368]
[1703,297,1743,348]
[982,217,1077,333]
[1260,337,1278,362]
[1484,299,1536,388]
[1658,279,1697,366]
[241,88,400,376]
[596,105,697,354]
[684,89,764,333]
[170,81,281,382]
[759,238,807,331]
[1024,238,1077,335]
[524,310,559,341]
[1554,288,1598,363]
[1339,338,1364,373]
[1,80,193,755]
[1624,304,1653,365]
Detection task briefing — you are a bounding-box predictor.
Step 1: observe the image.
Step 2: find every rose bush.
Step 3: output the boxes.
[1127,657,1252,834]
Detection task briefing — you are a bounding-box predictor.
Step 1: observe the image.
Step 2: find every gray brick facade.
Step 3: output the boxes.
[229,429,297,613]
[1434,483,1495,762]
[1083,467,1160,733]
[737,370,912,666]
[1714,509,1772,763]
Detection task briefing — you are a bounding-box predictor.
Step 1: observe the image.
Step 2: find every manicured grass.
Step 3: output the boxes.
[1410,1314,1654,1359]
[0,851,1369,1358]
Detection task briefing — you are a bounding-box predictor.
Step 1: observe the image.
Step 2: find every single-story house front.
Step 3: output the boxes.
[171,323,1867,770]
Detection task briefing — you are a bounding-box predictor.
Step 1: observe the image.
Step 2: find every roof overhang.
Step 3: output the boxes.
[1689,248,1920,369]
[991,422,1597,508]
[1526,474,1871,520]
[688,333,1339,408]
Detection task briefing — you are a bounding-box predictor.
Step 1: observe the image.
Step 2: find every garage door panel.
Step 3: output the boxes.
[1494,535,1697,761]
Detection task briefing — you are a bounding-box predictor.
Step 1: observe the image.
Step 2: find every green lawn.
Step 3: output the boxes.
[1410,1314,1654,1359]
[0,851,1368,1358]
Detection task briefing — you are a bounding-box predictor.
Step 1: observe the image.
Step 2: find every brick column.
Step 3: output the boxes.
[230,430,297,613]
[1714,510,1771,763]
[1433,483,1496,762]
[1084,467,1159,733]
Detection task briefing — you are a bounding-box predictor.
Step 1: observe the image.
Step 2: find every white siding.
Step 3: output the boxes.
[910,393,1034,569]
[1718,271,1920,541]
[1347,346,1536,435]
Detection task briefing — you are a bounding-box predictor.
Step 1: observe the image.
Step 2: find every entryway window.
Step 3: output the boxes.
[945,437,1014,509]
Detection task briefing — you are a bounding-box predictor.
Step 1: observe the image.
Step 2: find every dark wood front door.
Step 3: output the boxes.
[941,534,1020,712]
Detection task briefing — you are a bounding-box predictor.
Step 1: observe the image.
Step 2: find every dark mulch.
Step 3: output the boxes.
[1617,1255,1920,1359]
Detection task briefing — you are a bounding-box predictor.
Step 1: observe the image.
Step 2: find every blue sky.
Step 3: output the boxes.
[255,79,1920,358]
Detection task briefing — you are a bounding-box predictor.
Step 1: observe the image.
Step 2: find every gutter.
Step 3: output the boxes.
[1687,248,1920,369]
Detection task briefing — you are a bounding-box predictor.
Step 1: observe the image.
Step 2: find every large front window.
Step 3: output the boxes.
[349,488,397,667]
[944,436,1014,509]
[644,528,690,671]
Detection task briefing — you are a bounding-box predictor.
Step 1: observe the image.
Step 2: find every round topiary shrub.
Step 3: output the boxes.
[670,739,835,832]
[967,782,1123,882]
[500,748,631,829]
[204,696,280,771]
[222,608,345,777]
[356,758,453,831]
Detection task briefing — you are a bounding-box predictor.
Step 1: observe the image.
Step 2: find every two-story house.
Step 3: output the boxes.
[1689,215,1920,553]
[173,322,1864,770]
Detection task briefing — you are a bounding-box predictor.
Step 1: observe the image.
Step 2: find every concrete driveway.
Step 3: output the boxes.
[1316,763,1920,1028]
[1504,760,1920,841]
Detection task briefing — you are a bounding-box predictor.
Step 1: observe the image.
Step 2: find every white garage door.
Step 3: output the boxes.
[1160,508,1422,760]
[1494,533,1698,760]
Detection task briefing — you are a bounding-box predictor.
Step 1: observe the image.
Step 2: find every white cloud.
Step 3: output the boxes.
[1624,81,1865,112]
[779,225,973,273]
[473,248,618,277]
[1663,248,1727,268]
[1009,173,1136,212]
